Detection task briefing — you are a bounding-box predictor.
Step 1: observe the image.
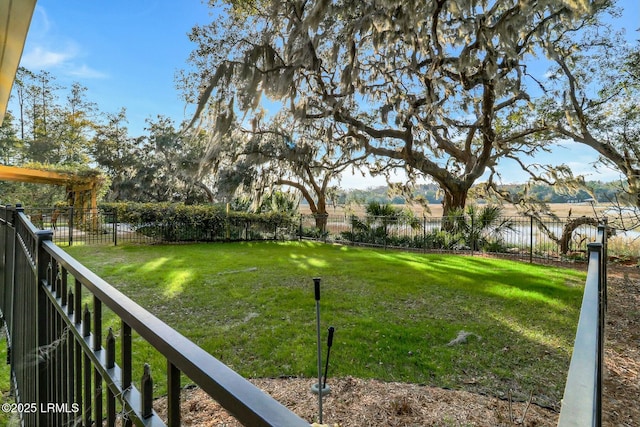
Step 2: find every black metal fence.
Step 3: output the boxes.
[299,213,603,263]
[557,222,608,426]
[22,207,606,264]
[23,207,297,246]
[0,204,309,427]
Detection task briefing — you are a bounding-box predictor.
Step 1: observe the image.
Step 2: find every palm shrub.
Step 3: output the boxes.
[444,205,514,251]
[343,202,421,245]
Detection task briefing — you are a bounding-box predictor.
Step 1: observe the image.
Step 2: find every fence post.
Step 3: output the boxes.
[3,205,16,352]
[299,216,303,241]
[225,203,231,241]
[470,214,475,257]
[141,364,153,418]
[351,215,355,245]
[11,205,22,299]
[423,215,427,253]
[113,209,118,246]
[600,219,608,310]
[68,206,74,247]
[36,228,54,427]
[529,215,533,264]
[599,222,607,425]
[321,214,328,243]
[588,241,605,426]
[384,218,387,250]
[1,205,12,321]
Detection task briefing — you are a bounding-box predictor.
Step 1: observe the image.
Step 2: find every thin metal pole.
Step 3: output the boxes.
[529,215,533,264]
[323,326,334,387]
[313,278,323,424]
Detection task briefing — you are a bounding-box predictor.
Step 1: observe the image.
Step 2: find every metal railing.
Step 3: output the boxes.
[24,207,298,246]
[0,204,309,427]
[299,213,602,263]
[557,222,608,426]
[23,207,606,264]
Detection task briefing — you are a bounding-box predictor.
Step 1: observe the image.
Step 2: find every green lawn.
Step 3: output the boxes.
[60,241,585,409]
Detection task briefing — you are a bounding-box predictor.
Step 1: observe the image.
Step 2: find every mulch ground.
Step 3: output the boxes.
[602,266,640,426]
[153,266,640,426]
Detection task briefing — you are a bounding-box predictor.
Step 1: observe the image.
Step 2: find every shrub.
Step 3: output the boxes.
[98,202,295,242]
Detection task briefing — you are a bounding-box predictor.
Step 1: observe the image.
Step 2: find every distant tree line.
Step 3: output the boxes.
[321,181,622,207]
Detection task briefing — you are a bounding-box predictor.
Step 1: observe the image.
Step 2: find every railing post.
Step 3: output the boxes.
[11,205,21,295]
[167,362,181,426]
[589,241,604,427]
[36,228,54,427]
[1,205,14,366]
[106,329,116,426]
[141,364,153,419]
[599,220,608,310]
[82,305,92,427]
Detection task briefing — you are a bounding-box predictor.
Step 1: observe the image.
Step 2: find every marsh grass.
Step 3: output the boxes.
[58,241,586,408]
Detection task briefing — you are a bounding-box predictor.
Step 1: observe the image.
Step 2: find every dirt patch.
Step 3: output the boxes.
[155,378,557,426]
[154,266,639,426]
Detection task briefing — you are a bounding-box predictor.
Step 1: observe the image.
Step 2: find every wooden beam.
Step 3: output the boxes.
[0,165,93,186]
[0,165,101,213]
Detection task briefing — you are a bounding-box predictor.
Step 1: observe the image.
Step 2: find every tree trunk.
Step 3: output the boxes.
[441,186,468,216]
[439,183,470,232]
[313,197,328,231]
[559,216,598,255]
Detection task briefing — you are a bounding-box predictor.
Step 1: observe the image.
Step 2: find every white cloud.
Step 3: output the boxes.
[20,40,107,80]
[30,6,52,35]
[20,46,75,69]
[67,64,108,79]
[19,6,106,80]
[339,171,389,190]
[566,161,622,182]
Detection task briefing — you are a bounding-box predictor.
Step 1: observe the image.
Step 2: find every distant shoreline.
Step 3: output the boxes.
[298,202,613,218]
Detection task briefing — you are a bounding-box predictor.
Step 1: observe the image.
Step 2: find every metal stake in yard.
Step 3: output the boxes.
[323,326,335,388]
[311,277,329,424]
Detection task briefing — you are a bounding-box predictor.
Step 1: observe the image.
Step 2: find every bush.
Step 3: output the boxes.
[301,226,328,239]
[98,202,295,242]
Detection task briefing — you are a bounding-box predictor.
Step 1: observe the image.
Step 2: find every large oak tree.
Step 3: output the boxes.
[185,0,600,214]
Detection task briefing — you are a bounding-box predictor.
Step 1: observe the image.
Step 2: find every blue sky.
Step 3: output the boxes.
[13,0,640,189]
[19,0,212,133]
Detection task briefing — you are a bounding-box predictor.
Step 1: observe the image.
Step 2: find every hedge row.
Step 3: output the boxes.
[99,202,291,225]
